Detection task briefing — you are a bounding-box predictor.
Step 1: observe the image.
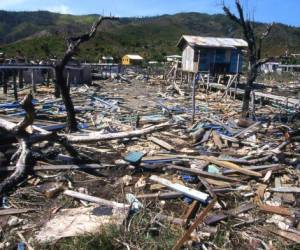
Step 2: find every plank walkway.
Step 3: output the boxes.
[206,82,299,108]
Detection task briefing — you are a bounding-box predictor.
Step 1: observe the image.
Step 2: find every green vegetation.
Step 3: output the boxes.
[0,11,300,62]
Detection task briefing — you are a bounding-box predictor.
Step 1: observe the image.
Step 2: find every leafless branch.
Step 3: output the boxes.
[257,23,274,59]
[61,16,118,68]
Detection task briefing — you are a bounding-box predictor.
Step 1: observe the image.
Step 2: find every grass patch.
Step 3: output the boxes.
[37,206,183,250]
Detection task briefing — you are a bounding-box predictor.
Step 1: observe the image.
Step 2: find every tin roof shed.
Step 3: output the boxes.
[177,35,248,49]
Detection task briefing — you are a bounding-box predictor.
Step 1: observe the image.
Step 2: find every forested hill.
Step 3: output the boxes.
[0,10,299,61]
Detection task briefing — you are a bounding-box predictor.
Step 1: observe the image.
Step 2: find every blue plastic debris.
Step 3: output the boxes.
[17,242,25,250]
[202,124,233,136]
[190,122,203,132]
[183,197,193,204]
[124,151,145,164]
[182,174,198,183]
[78,123,89,129]
[0,101,20,109]
[8,111,26,117]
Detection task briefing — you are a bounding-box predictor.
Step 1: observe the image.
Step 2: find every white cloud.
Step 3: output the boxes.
[47,4,72,14]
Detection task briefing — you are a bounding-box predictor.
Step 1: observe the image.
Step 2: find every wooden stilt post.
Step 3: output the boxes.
[13,70,18,101]
[0,70,2,93]
[180,70,183,85]
[31,69,36,93]
[192,73,196,124]
[234,52,240,100]
[66,69,70,89]
[251,90,256,117]
[46,70,50,87]
[3,70,7,94]
[18,70,24,89]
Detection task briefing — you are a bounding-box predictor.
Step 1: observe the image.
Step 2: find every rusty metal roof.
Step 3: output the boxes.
[177,35,248,49]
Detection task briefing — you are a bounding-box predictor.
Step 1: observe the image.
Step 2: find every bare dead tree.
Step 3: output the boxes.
[223,0,273,118]
[54,16,117,132]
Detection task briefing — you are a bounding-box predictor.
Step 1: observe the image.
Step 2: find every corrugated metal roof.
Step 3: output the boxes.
[177,35,248,49]
[124,54,143,60]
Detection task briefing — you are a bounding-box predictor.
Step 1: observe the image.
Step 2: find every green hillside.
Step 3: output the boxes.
[0,11,300,62]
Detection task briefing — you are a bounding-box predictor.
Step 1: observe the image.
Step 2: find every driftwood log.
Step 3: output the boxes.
[64,121,171,143]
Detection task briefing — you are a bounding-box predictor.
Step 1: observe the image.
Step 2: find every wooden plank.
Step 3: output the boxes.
[270,187,300,193]
[64,190,129,209]
[172,198,217,250]
[223,164,280,175]
[0,208,35,216]
[233,121,261,138]
[204,203,256,225]
[156,214,186,226]
[205,156,262,177]
[0,164,109,172]
[136,192,182,200]
[167,165,240,183]
[267,228,300,244]
[149,136,175,151]
[211,130,223,149]
[150,175,209,203]
[258,204,293,216]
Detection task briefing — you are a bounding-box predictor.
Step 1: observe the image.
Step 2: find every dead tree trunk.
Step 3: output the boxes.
[223,0,273,118]
[55,64,77,132]
[0,94,34,195]
[54,16,117,132]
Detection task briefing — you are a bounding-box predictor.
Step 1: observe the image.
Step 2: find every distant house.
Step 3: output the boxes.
[177,35,248,74]
[166,55,182,62]
[260,62,280,74]
[100,56,114,64]
[122,54,143,65]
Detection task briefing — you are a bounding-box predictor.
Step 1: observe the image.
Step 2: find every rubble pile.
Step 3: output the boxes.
[0,79,299,249]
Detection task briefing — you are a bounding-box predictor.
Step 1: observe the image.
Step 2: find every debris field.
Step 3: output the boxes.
[0,75,299,249]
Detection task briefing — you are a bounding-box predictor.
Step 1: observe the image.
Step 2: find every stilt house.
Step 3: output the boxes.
[177,35,248,75]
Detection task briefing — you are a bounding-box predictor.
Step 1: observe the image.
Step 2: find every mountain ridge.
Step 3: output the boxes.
[0,10,299,61]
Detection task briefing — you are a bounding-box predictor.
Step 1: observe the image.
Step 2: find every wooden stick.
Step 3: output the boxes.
[258,204,293,216]
[0,208,35,216]
[204,156,262,177]
[150,175,209,203]
[64,190,129,209]
[149,136,175,151]
[0,164,109,172]
[168,165,240,183]
[172,198,217,250]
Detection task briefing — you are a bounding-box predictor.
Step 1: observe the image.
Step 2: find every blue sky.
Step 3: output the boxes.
[0,0,299,27]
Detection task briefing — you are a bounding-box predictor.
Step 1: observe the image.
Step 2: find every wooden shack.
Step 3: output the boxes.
[177,35,248,74]
[122,54,143,65]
